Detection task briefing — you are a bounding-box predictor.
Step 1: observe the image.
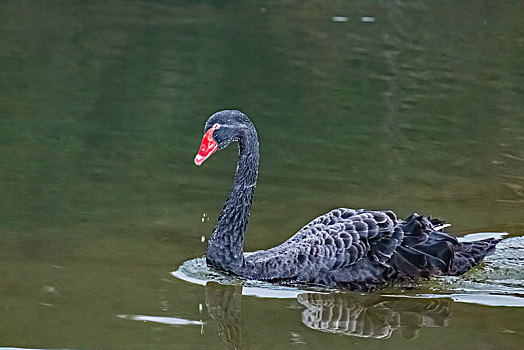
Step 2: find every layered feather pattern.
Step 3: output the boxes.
[242,209,498,290]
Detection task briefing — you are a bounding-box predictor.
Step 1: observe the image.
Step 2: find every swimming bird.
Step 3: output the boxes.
[194,110,499,291]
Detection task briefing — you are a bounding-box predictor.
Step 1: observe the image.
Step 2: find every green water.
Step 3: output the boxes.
[1,1,523,349]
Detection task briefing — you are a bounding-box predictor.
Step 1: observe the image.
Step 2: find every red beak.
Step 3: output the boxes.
[194,127,218,166]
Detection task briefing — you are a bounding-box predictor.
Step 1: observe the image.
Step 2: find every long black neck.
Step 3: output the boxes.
[206,125,259,274]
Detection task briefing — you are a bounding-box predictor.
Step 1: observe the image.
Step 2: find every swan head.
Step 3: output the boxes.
[195,110,253,166]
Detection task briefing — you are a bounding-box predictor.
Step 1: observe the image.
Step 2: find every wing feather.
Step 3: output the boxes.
[246,208,403,279]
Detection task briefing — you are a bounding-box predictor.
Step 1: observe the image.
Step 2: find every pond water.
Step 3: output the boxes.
[1,1,523,349]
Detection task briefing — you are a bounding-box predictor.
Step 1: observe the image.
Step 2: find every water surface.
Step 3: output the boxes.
[1,1,523,349]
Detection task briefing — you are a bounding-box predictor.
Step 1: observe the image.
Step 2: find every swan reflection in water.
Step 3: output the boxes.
[205,282,248,349]
[297,292,450,339]
[204,282,451,348]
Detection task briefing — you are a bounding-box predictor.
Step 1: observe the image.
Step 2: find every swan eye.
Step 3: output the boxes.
[212,123,221,130]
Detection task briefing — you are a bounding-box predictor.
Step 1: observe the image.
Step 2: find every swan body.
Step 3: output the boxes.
[194,110,499,291]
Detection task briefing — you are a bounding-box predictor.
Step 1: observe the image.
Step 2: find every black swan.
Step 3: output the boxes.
[194,110,499,291]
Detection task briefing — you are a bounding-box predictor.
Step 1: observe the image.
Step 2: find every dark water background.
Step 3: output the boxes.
[1,1,523,349]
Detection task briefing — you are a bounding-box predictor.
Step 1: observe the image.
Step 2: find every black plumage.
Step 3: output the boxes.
[196,110,499,291]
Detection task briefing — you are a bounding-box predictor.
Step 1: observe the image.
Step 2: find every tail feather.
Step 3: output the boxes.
[391,214,500,280]
[449,238,499,276]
